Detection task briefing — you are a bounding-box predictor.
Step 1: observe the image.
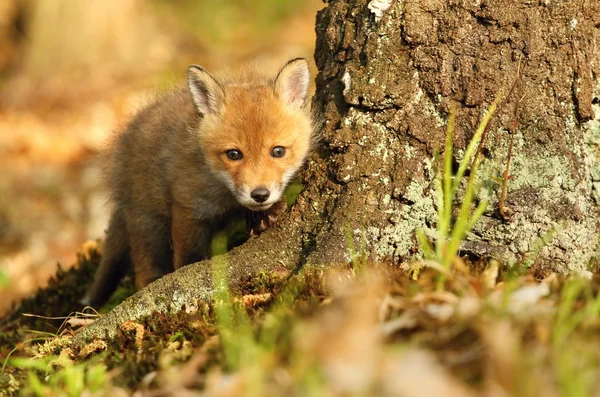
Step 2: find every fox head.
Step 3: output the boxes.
[186,58,315,211]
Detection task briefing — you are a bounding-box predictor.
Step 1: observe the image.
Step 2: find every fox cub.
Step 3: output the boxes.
[82,58,317,307]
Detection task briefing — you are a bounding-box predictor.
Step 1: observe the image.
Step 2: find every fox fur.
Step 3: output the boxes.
[82,58,318,307]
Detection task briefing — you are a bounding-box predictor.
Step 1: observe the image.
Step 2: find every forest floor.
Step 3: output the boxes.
[3,1,600,395]
[0,0,322,316]
[1,243,600,396]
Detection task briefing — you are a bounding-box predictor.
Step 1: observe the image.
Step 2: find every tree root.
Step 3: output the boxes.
[72,218,305,347]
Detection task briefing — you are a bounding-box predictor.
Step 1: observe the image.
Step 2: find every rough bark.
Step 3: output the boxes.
[74,0,600,344]
[311,0,600,271]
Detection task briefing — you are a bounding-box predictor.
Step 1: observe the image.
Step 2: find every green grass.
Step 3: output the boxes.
[210,235,321,395]
[2,338,53,379]
[552,277,600,396]
[417,93,504,287]
[5,88,600,396]
[9,355,109,397]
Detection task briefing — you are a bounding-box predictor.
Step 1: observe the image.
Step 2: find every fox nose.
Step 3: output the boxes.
[250,187,270,203]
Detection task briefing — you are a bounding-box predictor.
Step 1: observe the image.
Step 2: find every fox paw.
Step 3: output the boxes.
[248,201,287,236]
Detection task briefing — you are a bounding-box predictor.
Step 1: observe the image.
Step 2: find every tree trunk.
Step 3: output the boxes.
[74,0,600,344]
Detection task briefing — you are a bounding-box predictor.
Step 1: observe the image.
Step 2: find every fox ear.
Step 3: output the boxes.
[274,58,310,108]
[187,65,225,115]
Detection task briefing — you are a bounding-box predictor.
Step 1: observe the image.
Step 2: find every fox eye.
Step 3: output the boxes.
[271,146,286,158]
[226,149,243,161]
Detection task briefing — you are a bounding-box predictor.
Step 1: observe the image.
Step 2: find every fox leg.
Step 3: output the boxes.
[82,209,131,307]
[247,200,287,236]
[127,212,174,289]
[172,205,212,269]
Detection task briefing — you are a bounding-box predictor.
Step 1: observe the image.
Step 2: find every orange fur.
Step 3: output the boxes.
[201,85,313,202]
[82,59,318,307]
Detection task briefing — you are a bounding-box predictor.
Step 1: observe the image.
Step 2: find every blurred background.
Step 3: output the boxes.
[0,0,323,315]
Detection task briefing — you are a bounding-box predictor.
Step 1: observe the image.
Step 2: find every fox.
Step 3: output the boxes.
[82,58,317,307]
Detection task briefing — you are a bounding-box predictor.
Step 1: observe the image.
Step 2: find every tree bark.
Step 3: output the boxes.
[74,0,600,344]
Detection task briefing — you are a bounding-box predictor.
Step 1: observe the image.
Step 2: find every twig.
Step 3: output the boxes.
[473,56,524,164]
[498,58,525,219]
[23,307,101,336]
[21,310,100,320]
[473,108,495,164]
[499,92,526,219]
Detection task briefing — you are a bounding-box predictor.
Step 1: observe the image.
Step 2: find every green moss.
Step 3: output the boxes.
[241,270,290,295]
[99,277,136,314]
[284,180,304,205]
[585,98,600,204]
[0,248,101,353]
[469,108,600,272]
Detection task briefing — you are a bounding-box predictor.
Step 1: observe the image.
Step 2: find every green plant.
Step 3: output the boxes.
[552,277,600,397]
[418,93,504,287]
[210,232,325,394]
[9,355,109,397]
[345,222,368,272]
[2,337,53,378]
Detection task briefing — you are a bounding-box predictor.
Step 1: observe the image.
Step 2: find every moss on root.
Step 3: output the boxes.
[0,257,332,392]
[0,244,101,352]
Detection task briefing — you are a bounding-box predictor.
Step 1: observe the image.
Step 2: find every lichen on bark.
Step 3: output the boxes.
[75,0,600,343]
[314,0,600,273]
